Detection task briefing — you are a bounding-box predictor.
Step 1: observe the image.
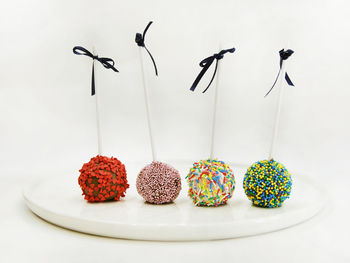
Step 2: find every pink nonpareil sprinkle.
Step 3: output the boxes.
[136,161,182,204]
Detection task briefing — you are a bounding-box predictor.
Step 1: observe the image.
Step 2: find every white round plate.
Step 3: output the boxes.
[23,162,324,241]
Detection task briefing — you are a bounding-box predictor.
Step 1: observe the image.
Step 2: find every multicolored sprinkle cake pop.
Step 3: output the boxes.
[243,159,291,208]
[137,161,181,204]
[187,47,236,207]
[186,159,235,206]
[78,155,129,202]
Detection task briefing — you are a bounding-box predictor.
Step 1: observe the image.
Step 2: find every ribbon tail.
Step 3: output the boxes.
[91,62,95,96]
[142,21,153,41]
[144,46,158,76]
[190,60,213,92]
[202,60,218,93]
[264,67,282,97]
[285,72,294,86]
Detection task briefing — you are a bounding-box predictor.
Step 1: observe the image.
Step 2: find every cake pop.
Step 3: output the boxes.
[244,49,295,208]
[187,46,236,206]
[73,46,127,202]
[137,161,181,204]
[135,22,182,204]
[243,159,291,208]
[79,155,129,202]
[186,159,235,206]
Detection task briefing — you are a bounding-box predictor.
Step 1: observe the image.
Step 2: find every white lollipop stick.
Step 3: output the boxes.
[268,60,286,160]
[138,47,156,162]
[92,47,102,156]
[209,46,222,160]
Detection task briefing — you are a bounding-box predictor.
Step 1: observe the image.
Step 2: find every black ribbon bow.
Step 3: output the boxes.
[190,48,235,93]
[265,49,294,97]
[73,46,119,96]
[135,21,158,76]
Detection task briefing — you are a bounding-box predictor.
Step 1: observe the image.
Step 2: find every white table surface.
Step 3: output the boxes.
[1,172,349,263]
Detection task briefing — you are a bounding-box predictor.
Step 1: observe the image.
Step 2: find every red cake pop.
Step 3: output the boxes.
[78,155,129,202]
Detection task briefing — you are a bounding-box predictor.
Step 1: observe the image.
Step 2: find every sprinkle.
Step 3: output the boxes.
[186,158,235,207]
[243,159,292,208]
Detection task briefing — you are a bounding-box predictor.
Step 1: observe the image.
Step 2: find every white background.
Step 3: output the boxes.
[0,0,349,262]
